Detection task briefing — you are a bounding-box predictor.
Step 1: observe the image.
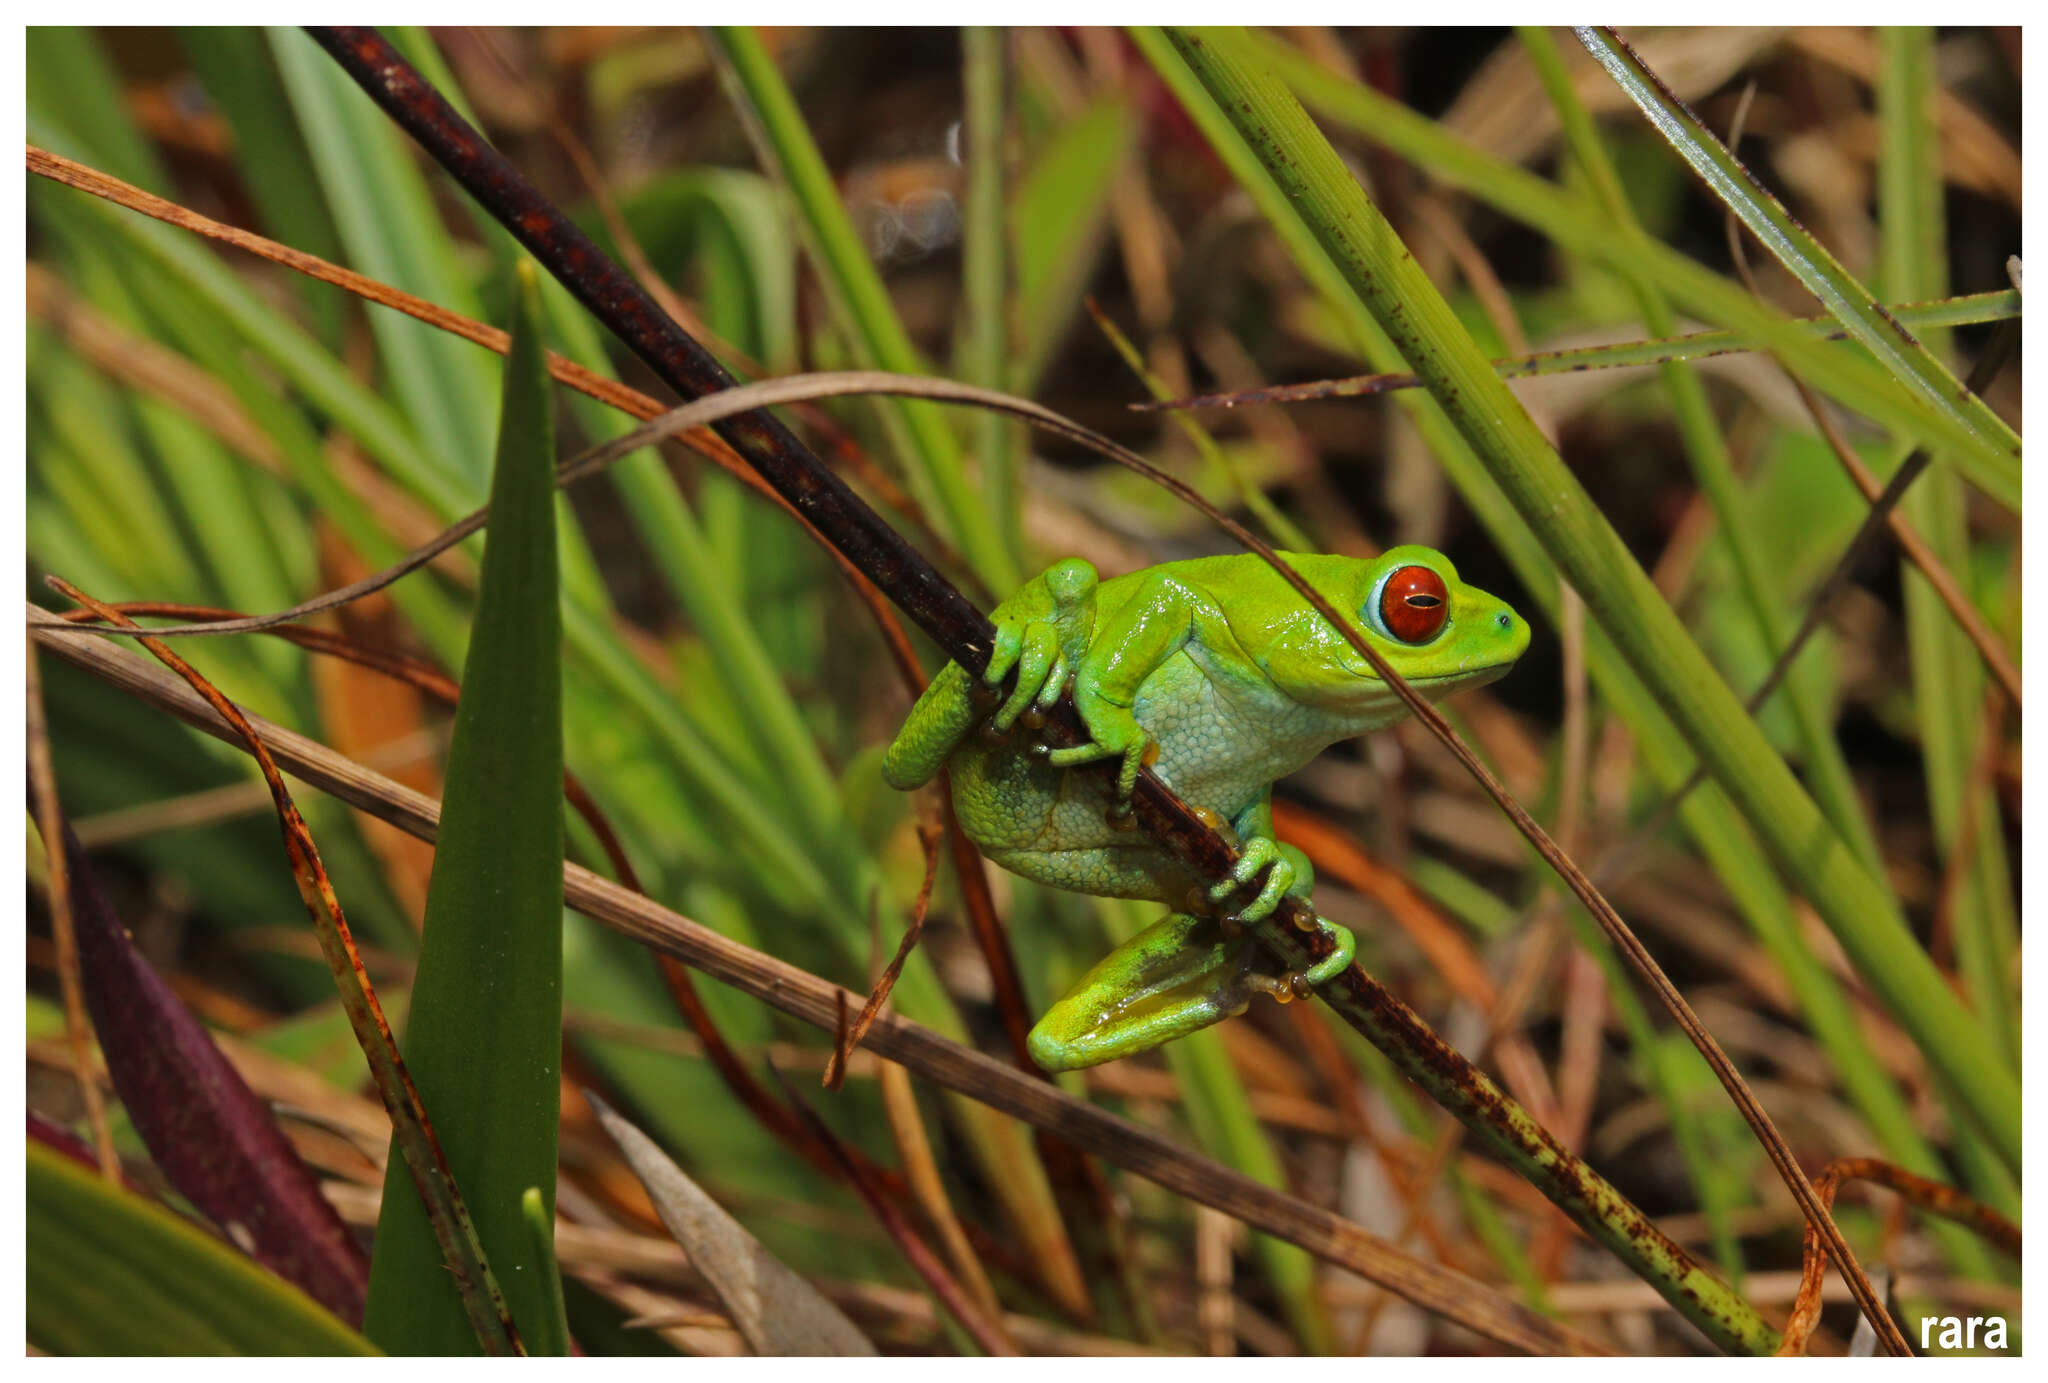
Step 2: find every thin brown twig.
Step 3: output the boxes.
[1776,1158,2019,1357]
[25,635,120,1181]
[825,820,942,1090]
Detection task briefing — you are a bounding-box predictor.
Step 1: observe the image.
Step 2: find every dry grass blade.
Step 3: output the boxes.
[771,1067,1020,1356]
[874,1056,1003,1323]
[37,582,523,1356]
[25,635,119,1181]
[28,611,1604,1357]
[824,820,941,1090]
[584,1090,877,1357]
[1776,1159,2019,1357]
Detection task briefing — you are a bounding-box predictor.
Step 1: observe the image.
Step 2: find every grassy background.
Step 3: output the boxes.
[26,26,2020,1356]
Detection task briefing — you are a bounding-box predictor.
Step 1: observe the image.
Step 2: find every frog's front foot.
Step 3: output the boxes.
[1207,835,1294,925]
[983,557,1098,736]
[1207,838,1355,992]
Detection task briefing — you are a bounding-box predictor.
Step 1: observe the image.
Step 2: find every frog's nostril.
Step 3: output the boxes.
[1497,613,1512,630]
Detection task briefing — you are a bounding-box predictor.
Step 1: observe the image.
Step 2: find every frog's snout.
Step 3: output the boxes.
[1496,607,1531,662]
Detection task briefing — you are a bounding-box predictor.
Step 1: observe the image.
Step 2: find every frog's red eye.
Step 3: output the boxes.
[1377,565,1448,644]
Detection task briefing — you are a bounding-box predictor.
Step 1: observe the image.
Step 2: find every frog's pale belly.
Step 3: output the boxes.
[948,650,1373,903]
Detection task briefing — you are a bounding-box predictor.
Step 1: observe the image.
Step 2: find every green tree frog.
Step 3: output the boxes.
[884,546,1528,1071]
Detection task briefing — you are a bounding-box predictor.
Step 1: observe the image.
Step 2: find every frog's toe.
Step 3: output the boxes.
[984,618,1025,688]
[1032,654,1069,713]
[1047,740,1117,769]
[1299,919,1356,986]
[1208,838,1293,923]
[993,623,1059,731]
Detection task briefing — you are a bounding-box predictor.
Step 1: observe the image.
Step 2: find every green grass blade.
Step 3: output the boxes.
[1010,97,1137,393]
[179,27,350,345]
[1129,33,1985,1251]
[29,1140,378,1355]
[362,264,565,1353]
[1575,27,2020,504]
[1155,22,2017,1179]
[267,25,500,496]
[1243,32,2019,513]
[960,26,1025,574]
[1876,29,2019,1072]
[1518,26,1882,876]
[707,26,1019,594]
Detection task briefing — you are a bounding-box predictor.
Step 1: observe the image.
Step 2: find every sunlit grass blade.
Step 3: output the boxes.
[267,25,499,496]
[1576,26,2019,506]
[179,27,349,344]
[1010,97,1136,394]
[362,264,565,1353]
[28,1140,379,1355]
[960,26,1025,574]
[1152,20,2016,1184]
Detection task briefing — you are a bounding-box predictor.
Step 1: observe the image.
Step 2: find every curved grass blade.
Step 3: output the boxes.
[361,263,564,1353]
[28,1141,379,1356]
[1576,27,2019,503]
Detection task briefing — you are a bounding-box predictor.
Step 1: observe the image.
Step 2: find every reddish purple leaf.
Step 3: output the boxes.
[44,809,369,1324]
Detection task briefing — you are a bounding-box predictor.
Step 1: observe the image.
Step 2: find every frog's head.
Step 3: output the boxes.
[1260,545,1530,721]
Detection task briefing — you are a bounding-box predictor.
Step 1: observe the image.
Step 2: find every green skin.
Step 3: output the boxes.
[885,545,1529,1072]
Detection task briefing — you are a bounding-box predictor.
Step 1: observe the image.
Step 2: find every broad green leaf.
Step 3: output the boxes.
[29,1140,377,1355]
[362,264,565,1353]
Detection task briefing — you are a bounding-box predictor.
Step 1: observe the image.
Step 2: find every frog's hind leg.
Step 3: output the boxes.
[1027,912,1276,1072]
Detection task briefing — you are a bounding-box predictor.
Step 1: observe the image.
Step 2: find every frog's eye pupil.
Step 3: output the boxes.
[1378,565,1450,643]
